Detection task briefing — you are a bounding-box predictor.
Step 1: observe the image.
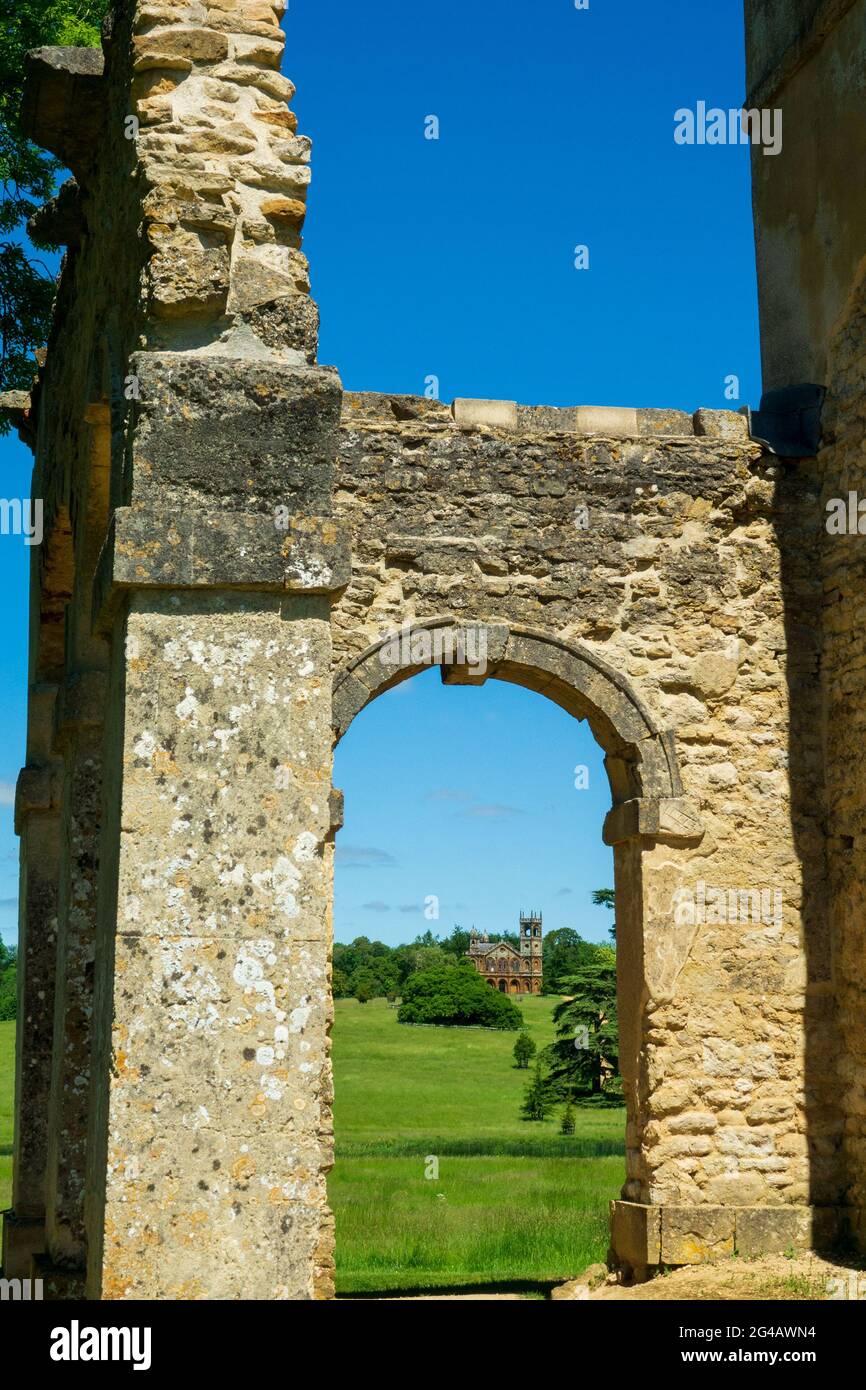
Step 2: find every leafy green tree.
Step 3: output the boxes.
[560,1101,576,1136]
[513,1031,536,1069]
[440,925,472,958]
[351,968,377,1004]
[520,1061,549,1122]
[0,1,109,410]
[592,888,616,942]
[331,967,350,999]
[543,956,620,1100]
[542,927,611,994]
[398,958,522,1031]
[0,940,17,1021]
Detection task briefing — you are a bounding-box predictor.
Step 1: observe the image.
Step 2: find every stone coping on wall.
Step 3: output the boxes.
[611,1200,846,1276]
[341,391,753,443]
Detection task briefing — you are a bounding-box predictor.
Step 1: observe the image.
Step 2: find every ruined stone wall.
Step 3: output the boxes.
[330,396,839,1247]
[3,0,863,1299]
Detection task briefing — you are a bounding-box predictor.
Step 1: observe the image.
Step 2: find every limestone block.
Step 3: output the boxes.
[694,408,750,441]
[735,1206,814,1256]
[260,196,306,228]
[452,398,519,431]
[133,28,229,69]
[212,61,295,102]
[574,406,639,437]
[94,508,350,620]
[124,355,342,513]
[638,407,694,436]
[610,1201,661,1267]
[254,109,299,133]
[147,245,230,318]
[661,1207,735,1264]
[227,245,305,313]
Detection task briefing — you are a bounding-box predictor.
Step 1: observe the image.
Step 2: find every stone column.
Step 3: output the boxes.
[82,347,347,1298]
[1,743,62,1278]
[35,405,111,1297]
[2,509,72,1277]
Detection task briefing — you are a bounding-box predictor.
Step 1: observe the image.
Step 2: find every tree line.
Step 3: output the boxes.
[334,916,616,1003]
[0,939,16,1021]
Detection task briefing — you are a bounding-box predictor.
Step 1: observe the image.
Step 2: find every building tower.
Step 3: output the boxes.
[520,912,543,992]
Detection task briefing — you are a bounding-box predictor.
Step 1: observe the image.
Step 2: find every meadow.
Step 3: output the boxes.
[0,1000,627,1295]
[330,994,625,1295]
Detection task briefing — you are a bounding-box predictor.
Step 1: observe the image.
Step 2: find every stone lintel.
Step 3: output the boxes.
[603,796,704,846]
[14,764,63,835]
[93,507,352,631]
[21,47,106,181]
[1,1213,46,1280]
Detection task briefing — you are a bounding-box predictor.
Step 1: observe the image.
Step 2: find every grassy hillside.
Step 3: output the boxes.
[330,994,625,1294]
[0,1020,14,1212]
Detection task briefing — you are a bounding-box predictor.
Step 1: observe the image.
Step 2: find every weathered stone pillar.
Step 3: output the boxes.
[71,0,347,1297]
[1,745,62,1278]
[2,512,73,1276]
[34,405,111,1297]
[84,366,346,1299]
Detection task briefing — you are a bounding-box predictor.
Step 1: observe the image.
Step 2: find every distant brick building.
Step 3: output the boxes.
[466,913,543,994]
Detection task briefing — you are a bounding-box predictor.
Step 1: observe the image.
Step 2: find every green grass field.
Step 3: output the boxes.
[330,995,625,1295]
[0,1000,626,1295]
[1,1020,14,1213]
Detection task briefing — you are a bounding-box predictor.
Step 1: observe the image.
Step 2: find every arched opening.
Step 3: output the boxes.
[327,619,702,1295]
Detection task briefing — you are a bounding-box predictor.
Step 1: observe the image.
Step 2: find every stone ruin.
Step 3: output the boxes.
[0,0,864,1297]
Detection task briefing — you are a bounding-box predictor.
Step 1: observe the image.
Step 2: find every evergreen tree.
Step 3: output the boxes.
[513,1031,536,1069]
[520,1060,550,1121]
[560,1101,576,1136]
[544,956,620,1099]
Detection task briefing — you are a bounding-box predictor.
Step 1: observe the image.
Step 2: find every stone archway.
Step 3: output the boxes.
[330,617,711,1278]
[333,618,690,818]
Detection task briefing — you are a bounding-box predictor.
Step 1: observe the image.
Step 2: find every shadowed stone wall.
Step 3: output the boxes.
[746,0,866,1257]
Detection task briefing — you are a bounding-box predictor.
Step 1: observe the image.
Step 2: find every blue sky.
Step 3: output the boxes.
[0,0,759,948]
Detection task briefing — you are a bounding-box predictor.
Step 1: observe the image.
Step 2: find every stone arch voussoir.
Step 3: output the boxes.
[332,617,704,848]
